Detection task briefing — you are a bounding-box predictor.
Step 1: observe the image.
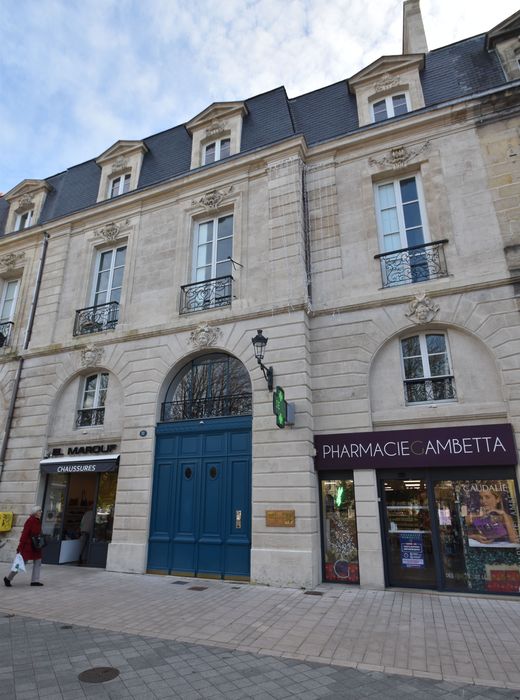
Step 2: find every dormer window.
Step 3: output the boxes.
[204,138,231,165]
[372,94,409,122]
[109,173,131,198]
[14,210,34,231]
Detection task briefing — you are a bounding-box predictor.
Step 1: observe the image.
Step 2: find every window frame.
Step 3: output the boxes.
[191,214,233,283]
[371,92,410,123]
[90,245,127,308]
[77,372,109,427]
[108,173,131,198]
[400,332,456,405]
[14,210,34,231]
[203,137,231,165]
[0,279,20,323]
[374,174,430,254]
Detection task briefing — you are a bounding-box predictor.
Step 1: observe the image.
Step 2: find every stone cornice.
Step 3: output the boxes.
[5,275,519,364]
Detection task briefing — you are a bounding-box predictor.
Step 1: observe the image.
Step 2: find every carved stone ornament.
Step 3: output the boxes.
[188,323,222,349]
[111,156,129,174]
[373,72,400,93]
[80,345,104,368]
[205,120,227,138]
[193,187,233,211]
[406,293,440,324]
[369,141,430,170]
[17,193,35,212]
[0,252,25,271]
[96,222,120,242]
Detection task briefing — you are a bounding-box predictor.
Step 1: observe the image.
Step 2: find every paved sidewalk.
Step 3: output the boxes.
[1,565,520,691]
[1,615,519,700]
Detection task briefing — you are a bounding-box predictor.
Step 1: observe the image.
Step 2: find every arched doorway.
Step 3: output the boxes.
[148,353,252,580]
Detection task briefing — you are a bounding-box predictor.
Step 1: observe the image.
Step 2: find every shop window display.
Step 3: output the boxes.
[321,479,359,583]
[435,479,520,594]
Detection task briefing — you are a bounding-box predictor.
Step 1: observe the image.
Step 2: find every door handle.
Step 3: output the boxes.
[235,510,242,529]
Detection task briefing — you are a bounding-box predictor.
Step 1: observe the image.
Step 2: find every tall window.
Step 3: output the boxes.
[375,175,430,284]
[193,215,233,283]
[14,210,34,231]
[372,94,409,122]
[400,333,456,404]
[204,138,230,165]
[109,173,130,198]
[0,280,19,322]
[92,246,126,307]
[77,373,109,427]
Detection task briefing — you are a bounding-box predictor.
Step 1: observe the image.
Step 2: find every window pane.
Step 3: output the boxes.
[110,178,120,197]
[429,355,449,377]
[401,336,421,357]
[109,287,121,304]
[197,243,212,267]
[405,381,427,403]
[220,139,230,158]
[111,266,124,290]
[216,237,232,262]
[95,271,110,295]
[404,357,424,379]
[115,247,126,266]
[197,221,213,245]
[380,208,399,236]
[402,201,422,229]
[196,266,212,281]
[122,174,130,193]
[99,251,113,272]
[406,227,425,248]
[373,100,387,122]
[399,177,418,203]
[378,183,396,210]
[204,143,215,164]
[426,335,446,354]
[392,94,408,115]
[217,215,233,239]
[216,260,232,278]
[100,373,109,389]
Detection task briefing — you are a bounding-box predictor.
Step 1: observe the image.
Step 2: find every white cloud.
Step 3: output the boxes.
[0,0,518,193]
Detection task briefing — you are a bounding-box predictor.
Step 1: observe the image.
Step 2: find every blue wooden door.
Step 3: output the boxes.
[148,415,252,579]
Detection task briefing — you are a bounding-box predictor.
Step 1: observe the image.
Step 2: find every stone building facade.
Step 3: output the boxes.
[1,1,520,594]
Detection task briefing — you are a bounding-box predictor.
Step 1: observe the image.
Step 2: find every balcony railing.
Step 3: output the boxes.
[375,239,448,288]
[73,302,119,336]
[76,407,105,427]
[0,321,14,348]
[404,376,456,404]
[161,393,252,422]
[180,276,233,314]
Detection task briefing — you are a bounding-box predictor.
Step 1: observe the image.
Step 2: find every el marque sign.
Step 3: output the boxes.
[314,424,517,470]
[51,444,117,457]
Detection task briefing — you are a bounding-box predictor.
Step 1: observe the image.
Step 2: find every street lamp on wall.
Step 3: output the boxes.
[251,329,274,392]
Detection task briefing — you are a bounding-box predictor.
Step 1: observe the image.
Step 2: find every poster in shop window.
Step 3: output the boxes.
[459,480,520,548]
[400,532,424,567]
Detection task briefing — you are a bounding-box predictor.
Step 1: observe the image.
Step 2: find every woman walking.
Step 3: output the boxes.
[4,506,44,587]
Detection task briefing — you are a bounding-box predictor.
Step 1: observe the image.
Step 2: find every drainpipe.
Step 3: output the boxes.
[0,232,49,482]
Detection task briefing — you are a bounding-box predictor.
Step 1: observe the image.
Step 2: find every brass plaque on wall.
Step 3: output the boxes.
[265,510,296,527]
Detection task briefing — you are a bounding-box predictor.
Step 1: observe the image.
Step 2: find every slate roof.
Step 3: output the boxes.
[0,31,511,236]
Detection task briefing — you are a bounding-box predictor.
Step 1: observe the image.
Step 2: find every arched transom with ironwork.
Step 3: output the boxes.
[161,353,252,422]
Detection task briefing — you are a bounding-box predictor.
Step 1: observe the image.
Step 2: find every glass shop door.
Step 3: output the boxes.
[381,478,437,588]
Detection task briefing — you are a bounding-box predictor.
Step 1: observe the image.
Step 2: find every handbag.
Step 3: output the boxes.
[31,534,46,550]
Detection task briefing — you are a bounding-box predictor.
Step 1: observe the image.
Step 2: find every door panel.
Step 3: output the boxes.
[148,417,251,578]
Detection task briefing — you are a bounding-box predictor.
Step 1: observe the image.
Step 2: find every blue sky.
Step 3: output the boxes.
[1,0,518,194]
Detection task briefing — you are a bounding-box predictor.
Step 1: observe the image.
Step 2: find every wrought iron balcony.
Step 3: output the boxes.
[76,407,105,427]
[73,302,119,336]
[161,393,252,422]
[0,321,14,348]
[404,376,456,404]
[375,239,448,288]
[180,276,233,314]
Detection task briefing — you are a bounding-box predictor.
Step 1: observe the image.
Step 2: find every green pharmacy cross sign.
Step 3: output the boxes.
[273,386,287,428]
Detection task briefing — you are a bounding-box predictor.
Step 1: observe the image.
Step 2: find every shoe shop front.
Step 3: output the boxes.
[39,450,119,569]
[316,424,520,595]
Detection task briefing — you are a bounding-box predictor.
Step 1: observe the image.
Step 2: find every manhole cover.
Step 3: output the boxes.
[304,591,323,596]
[188,586,207,591]
[60,625,73,629]
[78,667,120,684]
[171,581,188,585]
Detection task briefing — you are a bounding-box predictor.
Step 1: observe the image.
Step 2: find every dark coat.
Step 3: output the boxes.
[17,514,42,561]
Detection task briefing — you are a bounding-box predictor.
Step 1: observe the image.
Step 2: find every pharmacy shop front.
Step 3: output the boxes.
[315,424,520,595]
